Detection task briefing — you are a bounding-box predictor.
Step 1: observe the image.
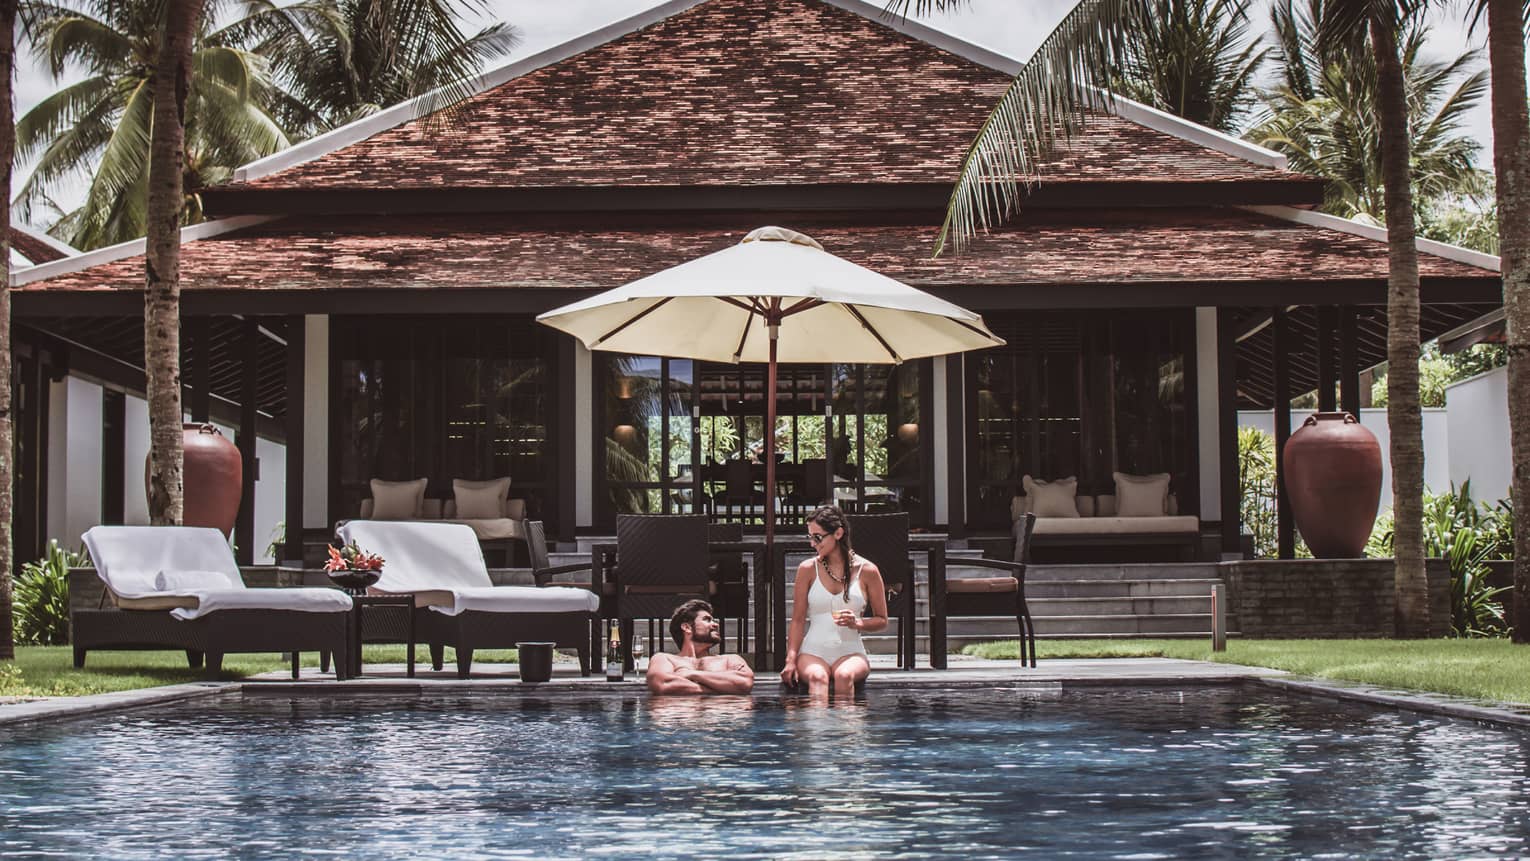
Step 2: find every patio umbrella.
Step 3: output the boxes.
[536,225,1004,549]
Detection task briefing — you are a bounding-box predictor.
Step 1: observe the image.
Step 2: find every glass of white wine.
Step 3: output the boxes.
[631,633,646,671]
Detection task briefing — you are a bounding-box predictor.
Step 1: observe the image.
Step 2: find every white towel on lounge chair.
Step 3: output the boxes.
[337,521,600,616]
[83,526,353,621]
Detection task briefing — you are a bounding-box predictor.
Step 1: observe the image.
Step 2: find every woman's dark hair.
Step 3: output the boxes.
[669,599,714,648]
[808,504,853,577]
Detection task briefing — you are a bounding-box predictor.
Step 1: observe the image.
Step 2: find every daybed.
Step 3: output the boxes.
[77,526,353,679]
[1012,473,1201,560]
[355,477,528,562]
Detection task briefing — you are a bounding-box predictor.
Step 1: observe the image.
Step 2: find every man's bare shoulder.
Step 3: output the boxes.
[648,652,682,671]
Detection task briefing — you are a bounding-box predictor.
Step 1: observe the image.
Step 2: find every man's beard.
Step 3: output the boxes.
[691,629,721,645]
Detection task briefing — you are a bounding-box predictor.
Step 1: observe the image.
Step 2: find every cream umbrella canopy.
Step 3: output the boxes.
[536,226,1004,548]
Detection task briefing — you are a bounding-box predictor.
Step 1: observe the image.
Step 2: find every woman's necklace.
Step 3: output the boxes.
[818,552,857,585]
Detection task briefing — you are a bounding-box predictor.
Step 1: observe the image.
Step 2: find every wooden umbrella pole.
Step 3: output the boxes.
[765,318,779,552]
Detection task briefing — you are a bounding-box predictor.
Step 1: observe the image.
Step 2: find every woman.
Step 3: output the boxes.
[780,504,888,696]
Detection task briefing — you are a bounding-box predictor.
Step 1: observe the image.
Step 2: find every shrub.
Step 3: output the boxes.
[13,540,86,646]
[1237,426,1310,558]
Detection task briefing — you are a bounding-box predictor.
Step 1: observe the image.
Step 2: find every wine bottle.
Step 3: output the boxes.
[606,622,624,681]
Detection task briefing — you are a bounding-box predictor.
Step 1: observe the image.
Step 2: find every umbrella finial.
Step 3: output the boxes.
[741,226,823,251]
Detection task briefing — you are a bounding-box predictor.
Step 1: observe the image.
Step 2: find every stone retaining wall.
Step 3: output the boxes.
[1221,558,1451,638]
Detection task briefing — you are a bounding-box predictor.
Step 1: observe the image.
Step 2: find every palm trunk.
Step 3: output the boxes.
[0,0,16,660]
[1372,15,1429,638]
[144,1,205,525]
[1486,0,1530,644]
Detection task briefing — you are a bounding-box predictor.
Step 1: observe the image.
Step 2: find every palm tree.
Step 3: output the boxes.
[1475,0,1530,642]
[1114,0,1269,133]
[891,0,1433,636]
[233,0,518,136]
[1250,0,1488,223]
[16,1,289,250]
[0,0,17,660]
[144,0,204,525]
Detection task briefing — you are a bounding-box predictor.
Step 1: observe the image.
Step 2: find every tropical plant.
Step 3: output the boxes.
[1365,482,1513,637]
[1470,0,1530,644]
[15,1,290,250]
[144,0,204,525]
[1113,0,1269,133]
[1370,343,1507,407]
[1238,425,1313,558]
[1419,186,1498,255]
[12,540,85,646]
[1248,0,1489,223]
[231,0,518,135]
[890,0,1432,636]
[0,0,14,661]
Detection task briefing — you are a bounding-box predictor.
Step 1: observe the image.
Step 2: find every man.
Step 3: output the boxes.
[646,600,755,694]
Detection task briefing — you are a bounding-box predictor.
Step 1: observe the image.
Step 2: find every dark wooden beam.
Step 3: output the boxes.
[236,319,259,565]
[1217,309,1241,555]
[1273,309,1295,559]
[188,316,211,422]
[283,315,305,565]
[556,333,577,542]
[1340,306,1361,417]
[1317,305,1336,411]
[102,389,125,525]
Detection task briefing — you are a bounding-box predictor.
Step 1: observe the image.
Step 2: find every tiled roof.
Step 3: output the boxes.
[9,226,72,265]
[15,209,1492,295]
[216,0,1303,193]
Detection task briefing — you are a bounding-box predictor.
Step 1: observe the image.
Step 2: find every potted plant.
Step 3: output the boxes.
[324,541,385,595]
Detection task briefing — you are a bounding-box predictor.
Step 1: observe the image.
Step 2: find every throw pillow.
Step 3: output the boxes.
[454,477,511,520]
[1022,474,1080,518]
[370,477,427,520]
[1113,472,1171,517]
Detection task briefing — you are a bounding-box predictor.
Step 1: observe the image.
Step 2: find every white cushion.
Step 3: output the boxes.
[84,526,244,598]
[155,570,239,592]
[448,585,599,614]
[453,477,511,519]
[370,478,427,519]
[442,518,527,541]
[1022,475,1080,518]
[1114,472,1171,517]
[1032,516,1200,535]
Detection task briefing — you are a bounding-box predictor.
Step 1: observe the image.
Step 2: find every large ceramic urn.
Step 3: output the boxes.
[1282,411,1382,558]
[144,423,243,537]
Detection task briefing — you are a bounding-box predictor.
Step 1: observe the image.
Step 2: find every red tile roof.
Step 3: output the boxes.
[15,209,1491,295]
[216,0,1304,194]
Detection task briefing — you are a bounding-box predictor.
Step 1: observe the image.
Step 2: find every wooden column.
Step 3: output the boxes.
[1340,307,1361,418]
[1272,309,1295,559]
[283,316,305,566]
[1316,306,1337,412]
[187,317,211,423]
[945,353,965,538]
[102,389,126,525]
[557,334,577,543]
[1217,309,1241,555]
[236,319,259,565]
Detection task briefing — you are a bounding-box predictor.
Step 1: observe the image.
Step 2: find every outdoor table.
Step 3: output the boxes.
[770,537,947,672]
[346,594,416,678]
[589,539,768,670]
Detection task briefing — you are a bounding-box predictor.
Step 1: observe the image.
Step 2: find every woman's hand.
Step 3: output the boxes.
[780,655,799,685]
[833,608,860,629]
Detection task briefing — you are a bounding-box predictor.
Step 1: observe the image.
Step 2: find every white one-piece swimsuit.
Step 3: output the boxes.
[800,558,868,664]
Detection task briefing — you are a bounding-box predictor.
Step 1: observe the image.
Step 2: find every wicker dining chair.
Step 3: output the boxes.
[943,513,1038,667]
[613,514,712,670]
[845,512,918,669]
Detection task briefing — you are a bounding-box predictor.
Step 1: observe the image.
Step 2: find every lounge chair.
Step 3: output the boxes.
[336,521,599,678]
[78,526,353,680]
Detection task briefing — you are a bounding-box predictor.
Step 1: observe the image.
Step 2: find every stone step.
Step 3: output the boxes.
[1027,596,1216,616]
[1025,579,1223,599]
[1025,563,1225,583]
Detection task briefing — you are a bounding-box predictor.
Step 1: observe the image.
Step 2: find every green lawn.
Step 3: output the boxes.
[967,638,1530,706]
[0,646,518,699]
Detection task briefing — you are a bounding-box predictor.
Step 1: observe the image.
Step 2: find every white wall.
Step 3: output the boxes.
[1195,308,1221,516]
[1238,408,1451,516]
[1444,365,1511,503]
[575,341,592,528]
[255,436,286,564]
[46,377,105,551]
[124,395,150,525]
[303,315,329,530]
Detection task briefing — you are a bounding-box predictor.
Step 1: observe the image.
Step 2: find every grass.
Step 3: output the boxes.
[0,646,519,699]
[966,638,1530,706]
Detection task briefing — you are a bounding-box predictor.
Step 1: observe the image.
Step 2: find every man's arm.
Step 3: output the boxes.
[686,656,755,694]
[645,654,704,694]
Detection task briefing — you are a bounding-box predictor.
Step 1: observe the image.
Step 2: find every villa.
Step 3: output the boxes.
[7,0,1501,573]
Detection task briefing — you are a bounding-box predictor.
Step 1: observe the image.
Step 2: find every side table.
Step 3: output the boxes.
[347,595,416,678]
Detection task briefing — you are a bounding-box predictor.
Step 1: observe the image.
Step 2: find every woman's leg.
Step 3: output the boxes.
[829,653,870,697]
[796,653,833,697]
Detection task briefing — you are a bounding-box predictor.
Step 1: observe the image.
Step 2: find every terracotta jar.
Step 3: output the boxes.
[1282,412,1382,558]
[144,423,243,537]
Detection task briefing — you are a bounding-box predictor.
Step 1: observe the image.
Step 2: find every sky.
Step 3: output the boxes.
[12,0,1497,231]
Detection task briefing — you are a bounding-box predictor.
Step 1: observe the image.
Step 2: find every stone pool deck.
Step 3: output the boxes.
[4,655,1529,731]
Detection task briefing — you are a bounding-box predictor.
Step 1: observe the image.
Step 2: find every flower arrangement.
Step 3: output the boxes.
[325,541,384,573]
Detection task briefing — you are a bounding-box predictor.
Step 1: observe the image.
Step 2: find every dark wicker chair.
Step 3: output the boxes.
[783,458,830,520]
[845,512,918,669]
[706,522,750,653]
[717,459,764,523]
[610,514,712,670]
[944,513,1037,667]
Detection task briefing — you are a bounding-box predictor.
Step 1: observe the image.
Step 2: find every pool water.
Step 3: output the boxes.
[2,686,1528,859]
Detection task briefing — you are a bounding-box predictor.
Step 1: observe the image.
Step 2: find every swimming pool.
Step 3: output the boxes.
[2,686,1527,859]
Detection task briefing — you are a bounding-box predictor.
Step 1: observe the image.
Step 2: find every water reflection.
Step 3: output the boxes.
[1,688,1528,860]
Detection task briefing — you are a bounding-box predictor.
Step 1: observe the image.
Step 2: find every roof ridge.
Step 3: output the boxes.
[1241,205,1500,273]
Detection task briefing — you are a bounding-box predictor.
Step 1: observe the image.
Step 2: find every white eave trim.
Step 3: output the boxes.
[826,0,1288,170]
[1242,205,1502,273]
[231,0,710,184]
[11,215,279,288]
